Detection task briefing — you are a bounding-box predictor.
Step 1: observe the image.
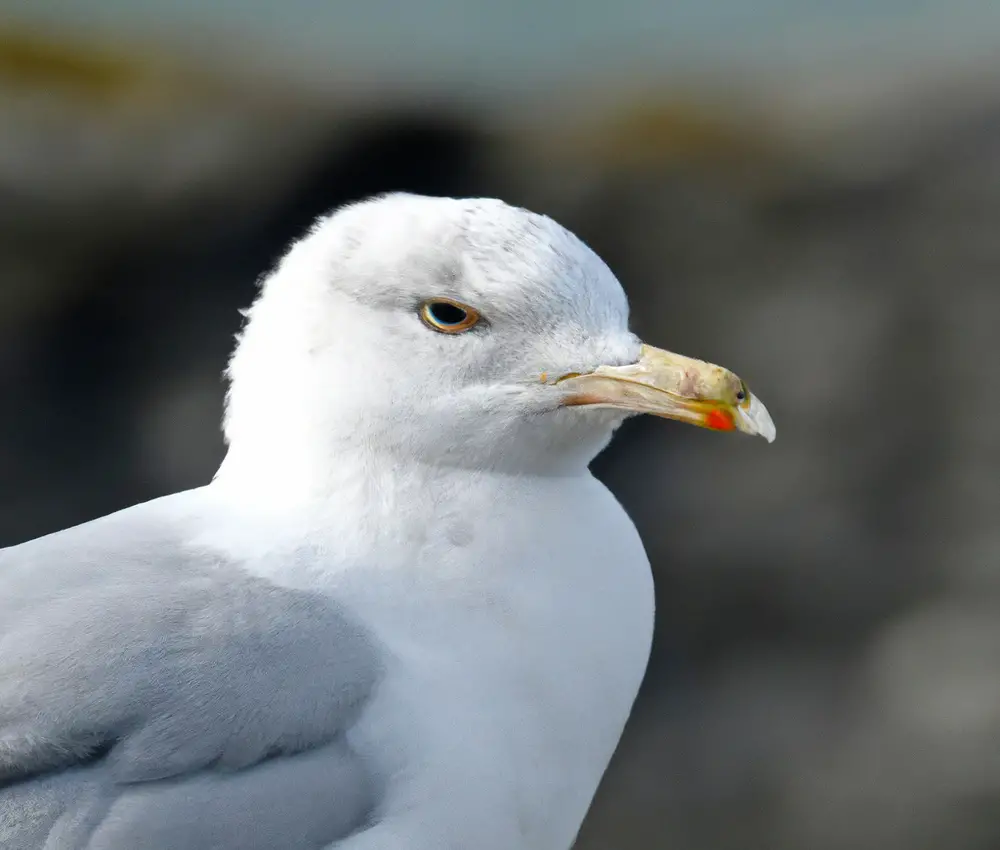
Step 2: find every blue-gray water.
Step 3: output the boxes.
[5,0,1000,95]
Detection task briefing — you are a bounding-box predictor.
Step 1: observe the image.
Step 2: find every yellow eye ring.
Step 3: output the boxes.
[736,380,751,408]
[419,298,481,334]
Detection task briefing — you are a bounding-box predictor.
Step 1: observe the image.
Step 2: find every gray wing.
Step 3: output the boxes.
[0,493,383,849]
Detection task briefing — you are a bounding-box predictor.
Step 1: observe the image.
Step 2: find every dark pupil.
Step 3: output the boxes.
[429,302,468,326]
[736,390,746,401]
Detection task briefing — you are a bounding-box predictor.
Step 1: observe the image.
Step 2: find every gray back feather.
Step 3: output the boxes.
[0,494,383,848]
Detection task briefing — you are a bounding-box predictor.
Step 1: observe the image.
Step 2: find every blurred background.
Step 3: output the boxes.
[2,2,999,848]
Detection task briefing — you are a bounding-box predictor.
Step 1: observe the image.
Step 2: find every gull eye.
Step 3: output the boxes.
[419,299,481,334]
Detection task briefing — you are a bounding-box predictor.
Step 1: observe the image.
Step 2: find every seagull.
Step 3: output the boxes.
[0,193,774,850]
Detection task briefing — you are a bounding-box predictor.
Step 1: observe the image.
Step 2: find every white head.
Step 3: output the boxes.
[218,194,773,490]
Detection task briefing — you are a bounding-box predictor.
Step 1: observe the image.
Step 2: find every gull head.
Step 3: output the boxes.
[221,193,774,480]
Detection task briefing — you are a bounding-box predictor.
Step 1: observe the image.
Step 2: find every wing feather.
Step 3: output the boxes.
[0,494,382,847]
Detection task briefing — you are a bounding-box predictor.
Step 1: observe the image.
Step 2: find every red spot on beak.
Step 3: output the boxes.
[705,408,736,432]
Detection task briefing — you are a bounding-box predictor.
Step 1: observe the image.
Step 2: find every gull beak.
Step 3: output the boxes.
[555,344,776,443]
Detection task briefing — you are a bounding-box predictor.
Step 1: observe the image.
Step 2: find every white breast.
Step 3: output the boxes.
[333,473,655,850]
